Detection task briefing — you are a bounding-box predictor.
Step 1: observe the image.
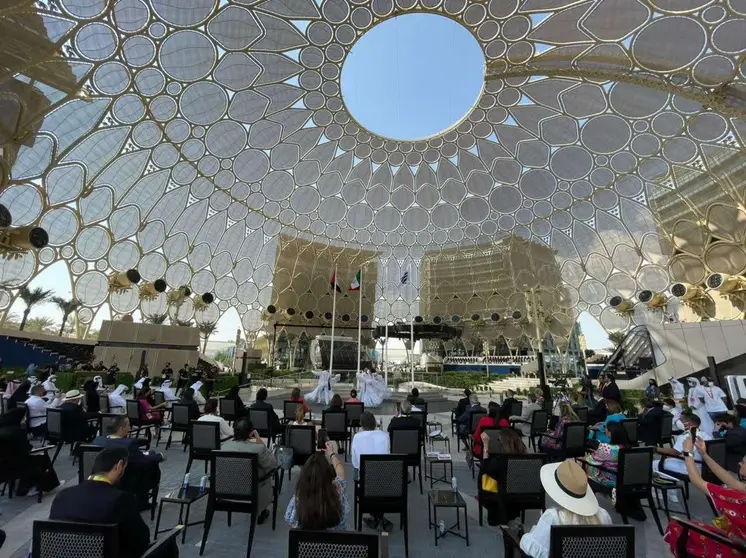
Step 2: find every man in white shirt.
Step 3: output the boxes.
[697,376,729,421]
[351,411,391,531]
[197,398,234,440]
[25,385,64,436]
[653,413,713,500]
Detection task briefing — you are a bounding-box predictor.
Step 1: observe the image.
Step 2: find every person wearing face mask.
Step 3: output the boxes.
[646,378,660,400]
[697,376,729,422]
[687,378,716,435]
[49,447,152,557]
[662,398,685,432]
[669,377,686,401]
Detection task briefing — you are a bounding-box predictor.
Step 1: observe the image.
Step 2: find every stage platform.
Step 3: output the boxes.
[266,386,455,415]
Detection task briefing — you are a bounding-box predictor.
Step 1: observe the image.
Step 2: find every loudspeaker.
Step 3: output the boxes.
[266,305,277,314]
[490,312,500,321]
[154,279,167,292]
[304,310,314,320]
[414,315,423,323]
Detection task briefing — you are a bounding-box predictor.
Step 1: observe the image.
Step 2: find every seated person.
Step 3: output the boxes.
[190,380,207,408]
[407,388,425,408]
[388,400,421,432]
[0,408,60,496]
[25,385,64,437]
[92,415,165,510]
[290,405,310,426]
[289,387,310,415]
[224,385,247,417]
[654,413,713,502]
[501,390,519,415]
[540,403,579,460]
[714,413,746,474]
[158,379,178,404]
[83,380,100,413]
[453,388,471,419]
[664,436,746,558]
[198,398,234,440]
[351,412,391,531]
[50,447,152,558]
[472,402,509,458]
[587,391,609,425]
[346,389,361,404]
[588,399,625,445]
[327,393,345,412]
[458,394,485,437]
[136,388,168,429]
[222,418,277,524]
[179,388,202,421]
[250,388,282,439]
[638,397,672,446]
[510,392,542,438]
[479,428,527,525]
[58,390,98,442]
[518,460,612,558]
[108,385,128,414]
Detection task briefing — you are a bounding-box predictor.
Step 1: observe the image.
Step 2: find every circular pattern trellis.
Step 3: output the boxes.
[3,0,746,339]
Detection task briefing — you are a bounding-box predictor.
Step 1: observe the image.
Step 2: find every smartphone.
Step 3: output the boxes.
[317,428,329,450]
[689,426,697,442]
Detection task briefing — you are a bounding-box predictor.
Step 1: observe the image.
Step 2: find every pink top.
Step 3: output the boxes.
[346,397,361,403]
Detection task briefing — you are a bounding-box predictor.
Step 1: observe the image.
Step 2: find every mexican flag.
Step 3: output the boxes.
[349,270,361,291]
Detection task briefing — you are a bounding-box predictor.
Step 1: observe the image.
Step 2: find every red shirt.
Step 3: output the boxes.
[290,396,310,414]
[472,416,509,457]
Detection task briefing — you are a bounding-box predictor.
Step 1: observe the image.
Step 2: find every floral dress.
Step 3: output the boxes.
[586,443,620,487]
[665,482,746,557]
[541,418,569,450]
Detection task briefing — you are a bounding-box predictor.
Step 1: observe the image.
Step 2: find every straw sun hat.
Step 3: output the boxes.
[539,459,600,517]
[64,389,83,400]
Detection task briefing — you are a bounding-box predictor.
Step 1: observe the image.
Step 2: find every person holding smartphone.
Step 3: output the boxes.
[653,413,713,503]
[284,440,350,530]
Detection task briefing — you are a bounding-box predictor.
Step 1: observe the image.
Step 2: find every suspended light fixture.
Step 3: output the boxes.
[638,290,668,310]
[139,278,168,301]
[108,269,141,293]
[0,204,49,260]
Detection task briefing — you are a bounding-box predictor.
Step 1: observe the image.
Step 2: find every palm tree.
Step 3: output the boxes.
[51,296,82,336]
[197,320,218,353]
[608,331,627,349]
[24,316,57,334]
[18,286,53,330]
[146,313,168,324]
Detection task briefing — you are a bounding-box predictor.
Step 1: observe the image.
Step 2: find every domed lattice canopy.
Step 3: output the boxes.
[2,0,746,340]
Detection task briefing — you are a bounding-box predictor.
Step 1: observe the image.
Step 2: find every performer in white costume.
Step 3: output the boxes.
[108,384,128,413]
[158,379,178,404]
[306,370,340,405]
[686,377,715,434]
[42,374,58,395]
[669,377,686,400]
[372,371,391,402]
[357,369,377,408]
[191,381,207,408]
[134,376,147,390]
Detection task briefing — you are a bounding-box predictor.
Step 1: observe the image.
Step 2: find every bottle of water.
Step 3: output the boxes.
[438,520,445,536]
[182,473,190,489]
[451,476,458,494]
[199,475,207,493]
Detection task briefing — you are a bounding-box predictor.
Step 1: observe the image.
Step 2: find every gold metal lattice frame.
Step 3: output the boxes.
[1,0,746,343]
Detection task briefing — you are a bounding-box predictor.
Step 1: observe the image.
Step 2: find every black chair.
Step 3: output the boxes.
[165,403,191,450]
[199,451,279,557]
[458,409,487,452]
[98,394,110,414]
[0,441,55,503]
[657,414,674,447]
[44,407,67,464]
[390,427,423,494]
[621,418,639,446]
[126,400,152,444]
[344,401,364,432]
[249,408,274,445]
[356,455,408,557]
[219,397,238,424]
[322,409,351,460]
[540,421,586,460]
[574,406,589,423]
[288,529,379,557]
[585,447,664,535]
[528,409,549,451]
[141,526,183,558]
[282,400,310,425]
[282,424,316,490]
[657,439,727,502]
[509,400,523,418]
[186,420,220,475]
[478,453,546,526]
[501,524,635,558]
[77,444,103,485]
[32,519,118,558]
[153,391,166,407]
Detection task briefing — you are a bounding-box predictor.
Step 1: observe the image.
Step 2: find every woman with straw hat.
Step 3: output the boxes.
[519,459,612,558]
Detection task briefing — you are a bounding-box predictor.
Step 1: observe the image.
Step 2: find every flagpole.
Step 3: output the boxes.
[410,318,415,386]
[329,264,337,377]
[356,266,363,374]
[384,322,388,387]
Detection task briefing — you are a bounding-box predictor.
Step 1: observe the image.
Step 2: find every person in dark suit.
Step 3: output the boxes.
[58,390,98,442]
[458,394,486,436]
[387,400,421,433]
[501,389,519,416]
[250,387,282,438]
[92,415,165,509]
[406,388,425,407]
[601,373,622,404]
[637,398,671,446]
[454,389,471,419]
[179,388,202,421]
[50,446,151,558]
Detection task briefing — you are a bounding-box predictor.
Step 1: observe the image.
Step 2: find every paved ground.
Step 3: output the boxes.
[0,397,717,558]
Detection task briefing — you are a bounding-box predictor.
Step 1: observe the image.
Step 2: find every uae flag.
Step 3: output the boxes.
[330,272,341,293]
[349,270,361,291]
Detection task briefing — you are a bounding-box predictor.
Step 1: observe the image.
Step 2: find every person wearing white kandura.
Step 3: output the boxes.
[108,384,128,414]
[190,381,206,409]
[518,459,612,558]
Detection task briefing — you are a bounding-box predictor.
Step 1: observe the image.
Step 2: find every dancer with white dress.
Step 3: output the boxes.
[357,369,377,408]
[306,369,340,405]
